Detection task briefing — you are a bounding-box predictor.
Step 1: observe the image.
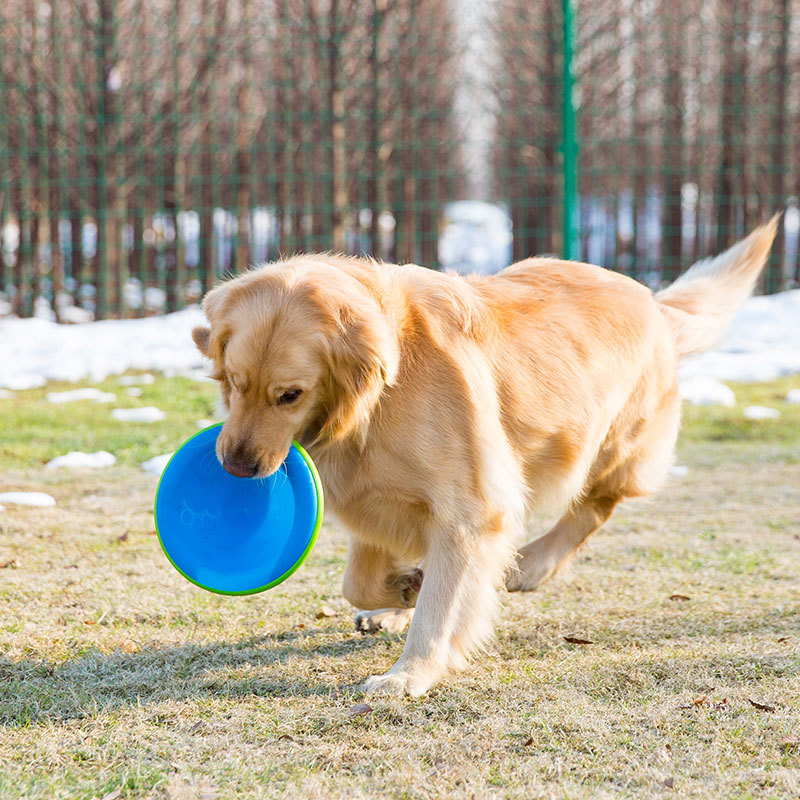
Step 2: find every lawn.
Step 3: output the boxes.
[1,375,799,799]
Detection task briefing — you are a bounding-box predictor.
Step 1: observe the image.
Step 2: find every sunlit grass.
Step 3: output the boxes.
[0,374,798,799]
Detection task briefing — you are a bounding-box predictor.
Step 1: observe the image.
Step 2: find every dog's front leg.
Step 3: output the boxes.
[361,526,509,697]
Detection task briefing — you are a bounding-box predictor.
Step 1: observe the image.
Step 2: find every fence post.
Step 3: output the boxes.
[561,0,579,261]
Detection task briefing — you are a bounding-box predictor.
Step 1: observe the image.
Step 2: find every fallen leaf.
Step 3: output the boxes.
[316,605,338,619]
[748,699,776,712]
[84,619,96,626]
[663,777,674,789]
[278,734,296,742]
[679,695,707,709]
[668,594,690,601]
[189,721,203,733]
[563,636,593,645]
[101,790,122,800]
[714,698,729,711]
[349,703,374,716]
[116,532,129,543]
[777,637,790,643]
[523,736,534,747]
[0,558,20,569]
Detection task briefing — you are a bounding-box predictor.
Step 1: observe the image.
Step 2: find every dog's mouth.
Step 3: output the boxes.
[220,450,289,480]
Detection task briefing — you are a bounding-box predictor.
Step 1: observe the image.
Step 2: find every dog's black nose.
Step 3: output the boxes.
[222,457,258,478]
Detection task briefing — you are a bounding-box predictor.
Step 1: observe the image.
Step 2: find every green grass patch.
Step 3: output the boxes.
[680,376,800,443]
[0,373,218,470]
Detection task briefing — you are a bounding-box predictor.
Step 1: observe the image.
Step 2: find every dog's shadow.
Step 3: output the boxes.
[0,628,390,726]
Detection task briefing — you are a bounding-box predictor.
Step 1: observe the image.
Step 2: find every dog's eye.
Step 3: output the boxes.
[277,389,303,406]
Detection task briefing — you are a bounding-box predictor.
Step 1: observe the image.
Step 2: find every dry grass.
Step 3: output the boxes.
[1,377,799,799]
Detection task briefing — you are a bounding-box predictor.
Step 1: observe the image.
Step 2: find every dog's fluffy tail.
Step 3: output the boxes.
[656,214,780,359]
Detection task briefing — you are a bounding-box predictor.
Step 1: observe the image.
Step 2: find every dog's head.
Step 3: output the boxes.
[192,261,398,478]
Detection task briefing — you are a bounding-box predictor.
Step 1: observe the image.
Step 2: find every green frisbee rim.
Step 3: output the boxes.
[153,425,324,596]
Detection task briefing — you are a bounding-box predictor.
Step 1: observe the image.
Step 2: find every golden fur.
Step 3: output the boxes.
[192,217,778,696]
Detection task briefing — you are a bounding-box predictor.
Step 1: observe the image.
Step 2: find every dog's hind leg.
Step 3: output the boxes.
[508,385,681,592]
[505,496,619,592]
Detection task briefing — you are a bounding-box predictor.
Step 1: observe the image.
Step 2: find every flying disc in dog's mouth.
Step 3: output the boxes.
[154,423,323,595]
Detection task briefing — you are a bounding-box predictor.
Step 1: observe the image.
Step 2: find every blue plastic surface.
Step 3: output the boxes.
[154,424,322,595]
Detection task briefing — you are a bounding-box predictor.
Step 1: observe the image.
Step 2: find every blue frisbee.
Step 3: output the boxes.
[154,424,323,595]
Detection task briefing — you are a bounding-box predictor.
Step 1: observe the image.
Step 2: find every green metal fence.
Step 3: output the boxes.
[0,0,797,320]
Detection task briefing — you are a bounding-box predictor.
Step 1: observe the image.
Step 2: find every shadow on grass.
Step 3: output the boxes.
[0,628,391,726]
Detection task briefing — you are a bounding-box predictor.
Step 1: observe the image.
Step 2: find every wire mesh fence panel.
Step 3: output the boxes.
[0,0,797,320]
[492,0,800,292]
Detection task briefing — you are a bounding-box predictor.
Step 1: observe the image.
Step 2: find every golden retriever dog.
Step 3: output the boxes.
[191,216,778,696]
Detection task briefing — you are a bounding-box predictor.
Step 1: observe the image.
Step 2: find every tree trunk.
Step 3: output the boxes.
[661,0,684,281]
[770,0,789,289]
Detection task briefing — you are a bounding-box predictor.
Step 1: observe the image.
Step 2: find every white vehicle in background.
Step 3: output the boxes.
[438,201,513,275]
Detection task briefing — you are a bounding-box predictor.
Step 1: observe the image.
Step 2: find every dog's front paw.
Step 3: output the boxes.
[355,607,414,634]
[361,669,432,697]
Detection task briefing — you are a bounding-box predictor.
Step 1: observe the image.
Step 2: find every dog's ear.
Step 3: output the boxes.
[319,296,398,445]
[192,283,230,359]
[192,326,211,356]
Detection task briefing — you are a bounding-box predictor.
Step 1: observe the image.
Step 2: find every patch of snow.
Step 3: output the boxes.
[743,405,781,420]
[117,373,155,386]
[59,305,93,324]
[126,387,143,397]
[679,289,800,383]
[47,388,116,404]
[0,307,206,387]
[0,389,14,399]
[111,406,166,422]
[196,418,216,428]
[3,372,47,390]
[0,505,4,512]
[785,389,800,404]
[141,452,173,476]
[0,491,56,507]
[679,376,735,407]
[45,451,117,469]
[162,367,212,382]
[669,465,689,477]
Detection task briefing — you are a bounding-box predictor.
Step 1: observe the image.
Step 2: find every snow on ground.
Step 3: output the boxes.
[117,373,155,386]
[45,451,117,470]
[111,407,166,423]
[0,307,206,388]
[678,289,800,383]
[786,389,800,405]
[0,291,799,393]
[743,405,781,420]
[0,389,14,399]
[678,376,736,407]
[46,388,116,404]
[0,492,56,507]
[141,453,173,476]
